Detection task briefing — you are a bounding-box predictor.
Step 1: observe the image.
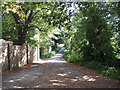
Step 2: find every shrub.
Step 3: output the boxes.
[63,50,120,80]
[83,61,98,69]
[55,47,61,53]
[82,61,120,79]
[64,50,81,63]
[63,50,71,61]
[40,51,55,59]
[102,67,120,79]
[67,52,80,63]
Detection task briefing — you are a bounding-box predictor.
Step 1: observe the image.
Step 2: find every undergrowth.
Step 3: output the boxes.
[40,51,55,59]
[40,47,61,60]
[63,50,120,80]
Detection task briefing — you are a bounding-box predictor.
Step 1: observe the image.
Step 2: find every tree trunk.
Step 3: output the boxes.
[11,9,33,45]
[17,26,28,45]
[18,33,26,45]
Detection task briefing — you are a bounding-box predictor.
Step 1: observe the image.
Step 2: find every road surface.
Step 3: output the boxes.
[2,47,120,89]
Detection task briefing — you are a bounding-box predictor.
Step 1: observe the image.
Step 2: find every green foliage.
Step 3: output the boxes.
[40,51,55,60]
[2,2,120,79]
[84,61,120,80]
[40,46,61,60]
[63,2,120,80]
[83,61,101,69]
[2,2,68,45]
[64,50,120,80]
[102,67,120,79]
[2,10,18,44]
[67,52,80,63]
[63,50,70,61]
[55,47,61,53]
[64,50,82,63]
[64,51,120,79]
[63,2,119,66]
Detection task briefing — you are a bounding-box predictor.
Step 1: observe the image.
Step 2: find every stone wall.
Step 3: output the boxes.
[1,40,39,72]
[2,42,8,72]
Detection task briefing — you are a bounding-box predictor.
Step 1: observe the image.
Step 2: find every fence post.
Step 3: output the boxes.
[7,43,10,71]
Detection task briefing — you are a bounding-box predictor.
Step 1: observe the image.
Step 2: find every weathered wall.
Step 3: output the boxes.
[29,46,37,63]
[2,43,8,72]
[2,40,39,72]
[10,45,27,70]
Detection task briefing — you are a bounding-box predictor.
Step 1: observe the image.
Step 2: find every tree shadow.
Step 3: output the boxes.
[2,47,120,89]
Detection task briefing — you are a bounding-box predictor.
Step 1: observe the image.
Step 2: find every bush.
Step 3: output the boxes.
[83,61,96,69]
[64,50,81,63]
[40,51,55,59]
[63,50,71,61]
[63,50,120,80]
[40,47,61,60]
[79,61,120,80]
[67,52,80,63]
[55,47,61,53]
[102,67,120,79]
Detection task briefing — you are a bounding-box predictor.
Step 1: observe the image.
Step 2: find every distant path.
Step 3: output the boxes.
[2,47,120,88]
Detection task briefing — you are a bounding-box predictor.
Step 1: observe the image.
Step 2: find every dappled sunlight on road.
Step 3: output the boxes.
[82,75,96,82]
[57,73,67,77]
[52,83,67,86]
[48,71,98,88]
[3,67,44,89]
[39,59,67,64]
[50,80,64,83]
[12,86,24,88]
[55,73,97,82]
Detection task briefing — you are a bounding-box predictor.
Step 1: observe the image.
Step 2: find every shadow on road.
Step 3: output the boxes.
[2,47,120,89]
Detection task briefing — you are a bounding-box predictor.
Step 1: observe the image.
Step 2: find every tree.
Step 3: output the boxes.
[63,2,119,66]
[2,2,68,45]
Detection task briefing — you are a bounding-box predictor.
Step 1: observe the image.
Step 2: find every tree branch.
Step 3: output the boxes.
[9,11,20,24]
[31,10,40,19]
[25,8,29,23]
[28,25,47,32]
[26,10,33,23]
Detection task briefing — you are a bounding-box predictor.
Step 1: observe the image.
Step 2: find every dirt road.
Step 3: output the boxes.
[2,47,120,89]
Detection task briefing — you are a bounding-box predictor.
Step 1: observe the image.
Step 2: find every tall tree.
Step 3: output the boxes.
[64,2,118,66]
[2,2,68,45]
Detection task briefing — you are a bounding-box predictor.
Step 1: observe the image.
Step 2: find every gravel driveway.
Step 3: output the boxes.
[2,47,120,89]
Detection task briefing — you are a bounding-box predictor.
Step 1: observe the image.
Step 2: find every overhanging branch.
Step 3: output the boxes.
[28,25,47,32]
[26,10,33,23]
[9,11,20,24]
[31,10,40,19]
